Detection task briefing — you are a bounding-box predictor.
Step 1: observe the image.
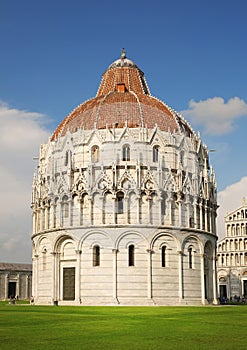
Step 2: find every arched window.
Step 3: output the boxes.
[161,245,167,267]
[63,203,69,218]
[62,197,69,219]
[188,247,193,269]
[189,217,194,228]
[236,254,239,265]
[180,150,185,166]
[122,144,130,161]
[128,244,135,266]
[93,245,100,267]
[153,146,159,162]
[221,255,224,266]
[65,151,69,166]
[91,145,99,163]
[117,192,124,214]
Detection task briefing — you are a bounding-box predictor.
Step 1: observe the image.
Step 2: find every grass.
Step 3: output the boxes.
[0,302,246,350]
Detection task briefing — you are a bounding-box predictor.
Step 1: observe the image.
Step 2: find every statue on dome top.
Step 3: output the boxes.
[121,48,126,59]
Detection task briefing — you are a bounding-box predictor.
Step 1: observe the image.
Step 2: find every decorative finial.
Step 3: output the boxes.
[121,48,126,59]
[242,197,246,205]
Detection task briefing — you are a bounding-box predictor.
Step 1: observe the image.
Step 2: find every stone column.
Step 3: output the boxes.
[50,203,55,228]
[205,205,208,232]
[137,196,140,224]
[16,274,20,298]
[33,255,39,300]
[36,209,40,232]
[100,195,104,224]
[58,200,62,227]
[148,196,151,225]
[44,205,48,230]
[51,252,57,303]
[177,195,182,227]
[212,256,218,304]
[158,197,162,225]
[25,275,29,299]
[177,251,183,302]
[147,249,153,300]
[228,268,231,299]
[112,249,118,303]
[5,274,9,300]
[167,194,172,226]
[39,208,43,231]
[88,197,93,225]
[77,198,82,226]
[75,250,82,303]
[199,202,203,230]
[125,196,129,224]
[193,200,198,229]
[32,211,36,234]
[211,207,216,234]
[68,199,72,226]
[200,254,205,304]
[208,207,212,233]
[185,196,191,227]
[112,195,116,225]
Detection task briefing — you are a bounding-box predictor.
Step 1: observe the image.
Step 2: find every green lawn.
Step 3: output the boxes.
[0,302,246,350]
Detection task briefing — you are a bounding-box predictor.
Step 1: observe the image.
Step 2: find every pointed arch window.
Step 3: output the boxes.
[122,144,130,161]
[64,150,71,166]
[161,245,167,267]
[62,196,69,219]
[128,244,135,266]
[93,245,100,267]
[153,146,159,162]
[91,145,99,163]
[117,192,124,214]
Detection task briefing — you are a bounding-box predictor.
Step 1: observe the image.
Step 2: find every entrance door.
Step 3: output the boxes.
[244,280,247,298]
[219,285,227,299]
[63,267,75,300]
[8,282,16,299]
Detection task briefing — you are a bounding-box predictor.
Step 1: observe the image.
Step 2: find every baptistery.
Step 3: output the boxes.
[31,50,218,305]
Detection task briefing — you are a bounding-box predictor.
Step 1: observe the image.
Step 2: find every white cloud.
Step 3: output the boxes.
[0,102,51,263]
[217,176,247,240]
[181,97,247,135]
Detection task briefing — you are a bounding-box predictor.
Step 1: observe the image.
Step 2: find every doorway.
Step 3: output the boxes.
[219,284,227,299]
[8,282,16,299]
[243,280,247,298]
[63,267,75,300]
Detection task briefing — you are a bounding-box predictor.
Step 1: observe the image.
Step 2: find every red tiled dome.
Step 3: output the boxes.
[51,51,193,140]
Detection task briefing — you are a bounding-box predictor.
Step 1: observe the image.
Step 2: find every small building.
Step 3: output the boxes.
[217,199,247,300]
[0,263,32,300]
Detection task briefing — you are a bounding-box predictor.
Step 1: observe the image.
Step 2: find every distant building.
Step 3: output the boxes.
[0,263,32,300]
[217,199,247,300]
[31,51,218,306]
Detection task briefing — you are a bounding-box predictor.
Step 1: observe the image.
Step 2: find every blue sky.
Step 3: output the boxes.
[0,0,247,262]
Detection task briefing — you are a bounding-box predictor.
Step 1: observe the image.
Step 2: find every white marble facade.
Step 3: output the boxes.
[217,200,247,300]
[31,53,218,305]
